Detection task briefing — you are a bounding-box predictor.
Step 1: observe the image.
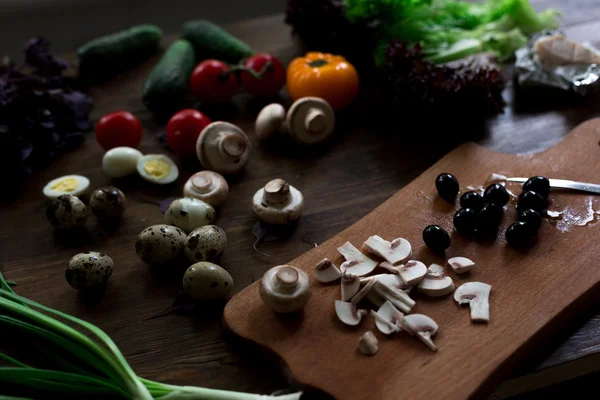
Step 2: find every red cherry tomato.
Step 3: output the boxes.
[166,109,212,158]
[95,111,143,150]
[241,53,286,97]
[190,60,238,103]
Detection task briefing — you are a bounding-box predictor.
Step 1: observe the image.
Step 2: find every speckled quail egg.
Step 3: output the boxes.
[43,175,90,200]
[137,154,179,184]
[46,195,88,229]
[184,225,227,263]
[165,197,216,233]
[90,186,127,219]
[65,251,113,290]
[135,224,187,265]
[102,147,143,178]
[183,262,233,301]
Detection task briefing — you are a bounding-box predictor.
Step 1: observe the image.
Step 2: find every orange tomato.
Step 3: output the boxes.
[286,52,359,111]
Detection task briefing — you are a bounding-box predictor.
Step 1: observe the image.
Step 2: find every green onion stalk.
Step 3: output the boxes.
[0,271,301,400]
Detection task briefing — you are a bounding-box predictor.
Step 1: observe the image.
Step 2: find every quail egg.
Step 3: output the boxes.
[183,262,233,301]
[184,225,227,263]
[165,197,216,233]
[90,186,127,219]
[102,147,143,178]
[135,224,187,265]
[46,195,88,229]
[43,175,90,200]
[66,251,113,290]
[137,154,179,184]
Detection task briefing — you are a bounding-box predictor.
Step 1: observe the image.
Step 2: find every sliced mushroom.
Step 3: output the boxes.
[286,97,335,144]
[360,273,409,291]
[357,331,379,356]
[363,235,412,265]
[196,121,251,174]
[313,258,341,283]
[259,265,311,313]
[252,179,304,225]
[350,277,377,305]
[454,282,492,322]
[335,300,367,326]
[403,314,439,352]
[341,273,360,301]
[337,241,378,276]
[417,264,455,297]
[448,257,476,274]
[372,279,414,313]
[183,171,229,207]
[371,300,404,335]
[255,103,286,141]
[380,260,427,286]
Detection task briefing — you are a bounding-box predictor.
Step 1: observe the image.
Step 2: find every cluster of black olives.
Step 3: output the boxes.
[505,176,550,248]
[423,173,550,252]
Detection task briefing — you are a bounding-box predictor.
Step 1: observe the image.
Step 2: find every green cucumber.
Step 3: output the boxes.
[142,39,196,117]
[77,24,163,80]
[181,19,254,63]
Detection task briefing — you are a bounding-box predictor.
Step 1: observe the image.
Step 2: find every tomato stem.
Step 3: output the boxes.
[222,61,273,81]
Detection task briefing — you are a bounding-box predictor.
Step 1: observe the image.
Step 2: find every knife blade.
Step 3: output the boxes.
[506,177,600,195]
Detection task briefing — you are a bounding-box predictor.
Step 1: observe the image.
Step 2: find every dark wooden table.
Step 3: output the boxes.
[2,1,600,398]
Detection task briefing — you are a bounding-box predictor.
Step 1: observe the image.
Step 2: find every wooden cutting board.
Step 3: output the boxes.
[223,118,600,400]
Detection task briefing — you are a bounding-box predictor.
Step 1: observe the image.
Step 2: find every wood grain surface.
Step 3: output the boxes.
[224,117,600,400]
[1,1,600,398]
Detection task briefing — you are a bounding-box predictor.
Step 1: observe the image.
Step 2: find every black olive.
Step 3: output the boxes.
[435,173,459,202]
[523,176,550,199]
[423,225,451,252]
[505,221,535,249]
[518,208,542,231]
[477,204,504,237]
[453,208,478,238]
[459,191,484,212]
[483,183,509,207]
[517,190,546,213]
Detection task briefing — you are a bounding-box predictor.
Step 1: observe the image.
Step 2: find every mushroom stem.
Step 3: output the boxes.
[305,107,326,133]
[263,179,291,205]
[274,266,299,293]
[191,174,213,192]
[218,132,247,159]
[358,331,379,356]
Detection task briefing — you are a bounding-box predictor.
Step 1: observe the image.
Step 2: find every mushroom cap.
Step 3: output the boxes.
[285,97,335,145]
[196,121,251,174]
[454,281,491,322]
[255,103,286,141]
[252,180,304,225]
[335,300,366,326]
[341,273,360,301]
[313,258,342,283]
[183,170,229,207]
[398,260,427,286]
[373,300,404,335]
[417,263,455,297]
[448,257,476,274]
[259,265,311,313]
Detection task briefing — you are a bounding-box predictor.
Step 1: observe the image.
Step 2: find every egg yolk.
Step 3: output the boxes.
[143,159,171,178]
[51,177,79,192]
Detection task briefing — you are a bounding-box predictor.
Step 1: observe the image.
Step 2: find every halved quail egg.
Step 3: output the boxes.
[136,154,179,184]
[102,147,143,178]
[43,175,90,200]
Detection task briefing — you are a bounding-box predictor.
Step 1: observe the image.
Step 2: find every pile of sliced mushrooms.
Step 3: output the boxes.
[260,234,491,356]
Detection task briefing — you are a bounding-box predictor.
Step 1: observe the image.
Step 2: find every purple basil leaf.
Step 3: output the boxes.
[20,143,33,161]
[24,37,69,76]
